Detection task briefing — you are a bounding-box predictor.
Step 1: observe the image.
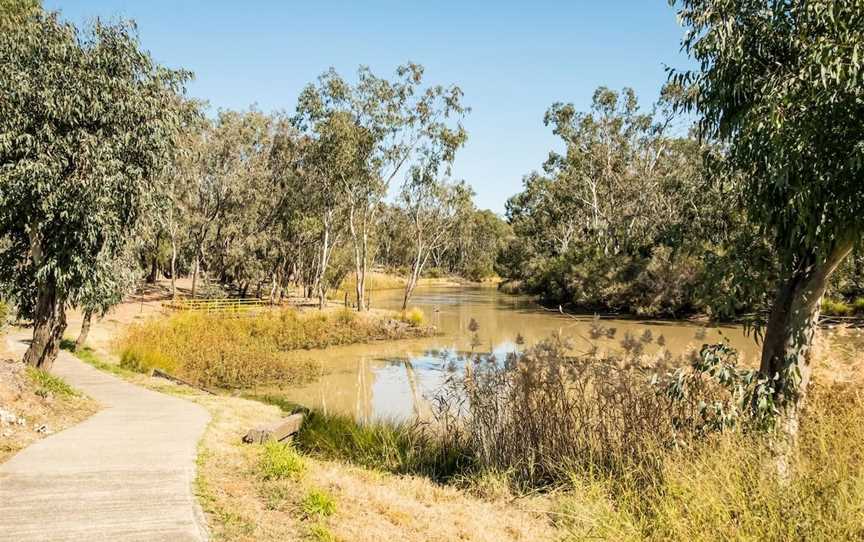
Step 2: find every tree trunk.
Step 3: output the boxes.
[170,237,177,300]
[760,240,854,394]
[759,238,854,453]
[23,280,67,371]
[402,237,425,311]
[146,256,158,284]
[191,254,200,299]
[316,211,333,311]
[74,309,93,352]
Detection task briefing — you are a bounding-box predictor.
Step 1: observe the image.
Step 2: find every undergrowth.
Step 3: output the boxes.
[257,331,864,541]
[26,366,78,398]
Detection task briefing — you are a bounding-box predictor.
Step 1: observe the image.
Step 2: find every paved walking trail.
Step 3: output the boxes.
[0,329,211,541]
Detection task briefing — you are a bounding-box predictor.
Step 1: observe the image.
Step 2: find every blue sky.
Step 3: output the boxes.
[45,1,690,213]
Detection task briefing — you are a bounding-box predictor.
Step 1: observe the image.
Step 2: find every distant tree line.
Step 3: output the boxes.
[496,85,864,320]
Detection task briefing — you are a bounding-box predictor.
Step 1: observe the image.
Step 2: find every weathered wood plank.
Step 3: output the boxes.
[243,413,304,444]
[151,368,216,395]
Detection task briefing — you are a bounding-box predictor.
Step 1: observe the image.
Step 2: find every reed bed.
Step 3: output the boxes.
[118,308,431,388]
[273,332,864,541]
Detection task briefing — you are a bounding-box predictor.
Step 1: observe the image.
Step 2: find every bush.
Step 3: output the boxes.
[400,307,426,327]
[431,336,864,540]
[0,300,9,330]
[258,441,305,480]
[822,298,853,316]
[443,336,683,489]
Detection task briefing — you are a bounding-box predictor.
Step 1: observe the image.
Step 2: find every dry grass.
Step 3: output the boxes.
[117,308,433,388]
[0,352,98,463]
[435,331,864,542]
[72,296,864,541]
[180,389,558,541]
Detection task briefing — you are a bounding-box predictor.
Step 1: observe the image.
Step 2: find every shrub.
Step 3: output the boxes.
[497,280,523,295]
[0,300,8,329]
[258,441,305,480]
[441,337,683,489]
[400,307,426,327]
[853,297,864,315]
[300,489,336,518]
[428,335,864,540]
[822,298,853,316]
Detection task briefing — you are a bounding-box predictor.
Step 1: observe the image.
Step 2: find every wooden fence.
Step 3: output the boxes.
[162,297,274,316]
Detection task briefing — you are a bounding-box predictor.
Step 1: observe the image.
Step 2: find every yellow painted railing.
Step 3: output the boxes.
[162,297,274,315]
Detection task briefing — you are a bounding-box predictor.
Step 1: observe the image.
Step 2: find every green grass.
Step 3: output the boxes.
[251,393,471,482]
[307,523,337,541]
[26,366,78,398]
[300,489,336,518]
[822,297,864,317]
[293,409,471,482]
[258,440,306,480]
[60,340,133,377]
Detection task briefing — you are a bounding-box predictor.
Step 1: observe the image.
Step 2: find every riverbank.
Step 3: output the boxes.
[117,307,436,390]
[61,343,558,541]
[43,292,558,540]
[66,304,864,541]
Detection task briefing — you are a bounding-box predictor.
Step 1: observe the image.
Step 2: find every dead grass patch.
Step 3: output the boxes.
[0,352,98,463]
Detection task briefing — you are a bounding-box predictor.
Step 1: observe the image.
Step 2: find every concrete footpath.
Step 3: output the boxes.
[0,330,211,541]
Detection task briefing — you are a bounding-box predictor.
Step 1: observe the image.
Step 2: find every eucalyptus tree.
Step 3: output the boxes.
[0,0,39,28]
[672,0,864,418]
[72,247,138,351]
[295,63,468,310]
[289,112,371,308]
[185,109,271,297]
[398,169,471,309]
[0,13,190,369]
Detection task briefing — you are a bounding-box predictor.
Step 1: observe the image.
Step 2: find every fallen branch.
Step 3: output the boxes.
[150,368,216,395]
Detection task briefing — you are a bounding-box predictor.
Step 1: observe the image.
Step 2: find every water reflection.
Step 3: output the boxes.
[265,285,760,421]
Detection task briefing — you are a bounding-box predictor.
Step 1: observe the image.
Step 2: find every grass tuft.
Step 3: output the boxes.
[295,410,471,482]
[26,366,78,398]
[399,307,426,327]
[301,489,336,518]
[258,440,305,480]
[308,522,337,541]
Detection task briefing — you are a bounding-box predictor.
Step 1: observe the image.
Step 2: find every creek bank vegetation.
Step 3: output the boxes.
[117,308,434,388]
[267,330,864,541]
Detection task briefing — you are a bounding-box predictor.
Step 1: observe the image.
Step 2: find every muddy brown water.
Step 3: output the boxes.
[267,285,761,421]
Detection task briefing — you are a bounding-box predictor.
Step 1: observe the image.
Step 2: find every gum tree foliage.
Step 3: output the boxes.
[0,13,190,369]
[498,87,734,317]
[398,169,472,309]
[294,63,468,311]
[671,0,864,415]
[0,0,39,28]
